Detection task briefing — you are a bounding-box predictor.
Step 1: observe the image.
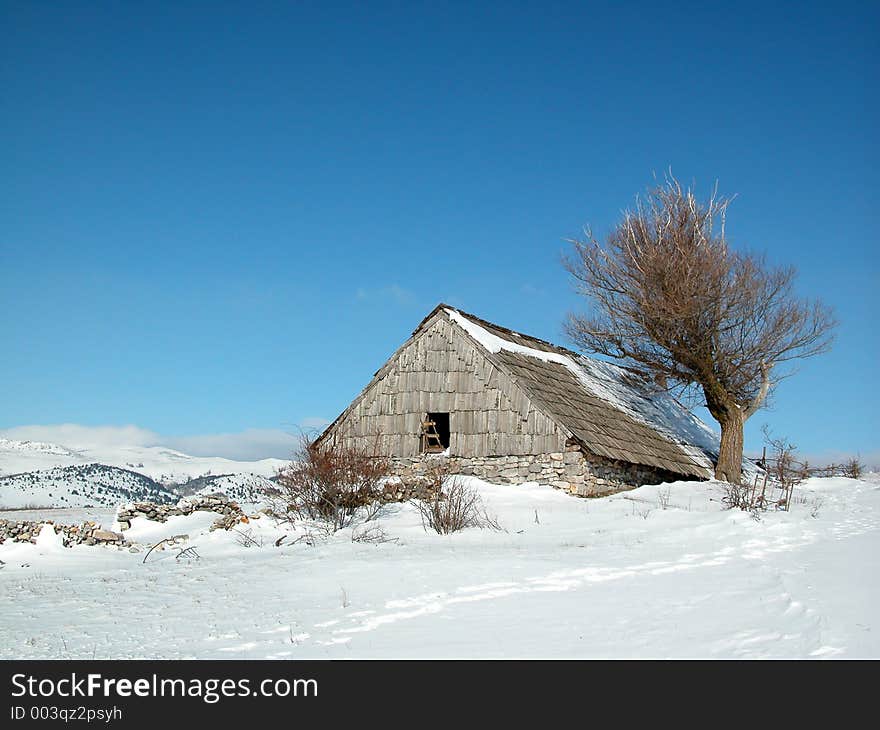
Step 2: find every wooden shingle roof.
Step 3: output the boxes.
[439,305,716,479]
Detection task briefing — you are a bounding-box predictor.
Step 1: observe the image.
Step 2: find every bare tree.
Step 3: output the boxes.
[564,175,836,483]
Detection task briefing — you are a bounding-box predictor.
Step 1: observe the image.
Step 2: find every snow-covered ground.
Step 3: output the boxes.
[0,475,877,659]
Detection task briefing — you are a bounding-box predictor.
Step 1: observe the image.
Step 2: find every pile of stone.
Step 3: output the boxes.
[0,518,125,547]
[209,511,249,531]
[116,493,245,532]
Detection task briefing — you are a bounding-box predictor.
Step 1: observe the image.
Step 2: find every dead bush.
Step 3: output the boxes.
[351,524,398,544]
[265,434,389,532]
[842,457,863,480]
[232,527,263,548]
[761,425,802,489]
[656,486,671,510]
[744,425,805,512]
[411,463,502,534]
[722,481,759,513]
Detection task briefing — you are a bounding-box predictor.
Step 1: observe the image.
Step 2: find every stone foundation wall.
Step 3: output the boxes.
[391,444,681,497]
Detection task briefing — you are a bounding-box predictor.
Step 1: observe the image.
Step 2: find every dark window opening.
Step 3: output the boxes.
[420,412,450,453]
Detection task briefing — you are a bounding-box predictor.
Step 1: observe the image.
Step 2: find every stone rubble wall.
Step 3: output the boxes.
[391,444,680,497]
[0,519,125,547]
[116,493,245,532]
[0,493,247,549]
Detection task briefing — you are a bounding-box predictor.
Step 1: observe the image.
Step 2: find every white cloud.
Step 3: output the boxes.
[163,429,299,461]
[0,424,161,449]
[798,449,880,470]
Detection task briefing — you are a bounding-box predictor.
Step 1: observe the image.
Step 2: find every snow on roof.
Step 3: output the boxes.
[447,308,576,367]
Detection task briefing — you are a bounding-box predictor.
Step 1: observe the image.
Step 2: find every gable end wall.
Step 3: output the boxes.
[323,314,567,458]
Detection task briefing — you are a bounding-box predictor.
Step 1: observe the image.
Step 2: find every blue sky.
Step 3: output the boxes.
[1,1,877,462]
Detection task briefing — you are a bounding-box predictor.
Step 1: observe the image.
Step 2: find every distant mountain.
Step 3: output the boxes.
[0,463,178,509]
[0,438,77,457]
[176,473,277,503]
[0,437,286,483]
[0,437,288,509]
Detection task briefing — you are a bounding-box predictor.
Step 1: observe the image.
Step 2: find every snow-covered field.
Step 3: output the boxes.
[1,475,877,659]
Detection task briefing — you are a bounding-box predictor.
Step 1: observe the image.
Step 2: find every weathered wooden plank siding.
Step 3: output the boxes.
[327,312,566,458]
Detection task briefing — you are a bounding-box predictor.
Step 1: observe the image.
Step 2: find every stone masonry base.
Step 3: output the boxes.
[391,444,682,497]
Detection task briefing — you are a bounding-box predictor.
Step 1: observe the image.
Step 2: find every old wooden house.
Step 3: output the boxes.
[316,304,720,496]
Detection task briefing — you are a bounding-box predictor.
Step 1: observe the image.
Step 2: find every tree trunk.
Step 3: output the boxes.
[715,409,745,483]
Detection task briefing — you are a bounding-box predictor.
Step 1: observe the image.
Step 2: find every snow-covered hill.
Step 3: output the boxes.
[0,439,77,458]
[0,437,286,508]
[0,464,178,509]
[181,473,277,503]
[0,437,286,483]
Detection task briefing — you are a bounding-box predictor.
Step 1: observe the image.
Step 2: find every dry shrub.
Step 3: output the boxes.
[722,480,785,517]
[722,482,759,513]
[656,486,671,510]
[412,462,502,534]
[798,460,812,482]
[761,425,801,489]
[266,435,389,532]
[351,524,398,544]
[842,457,863,480]
[232,527,263,548]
